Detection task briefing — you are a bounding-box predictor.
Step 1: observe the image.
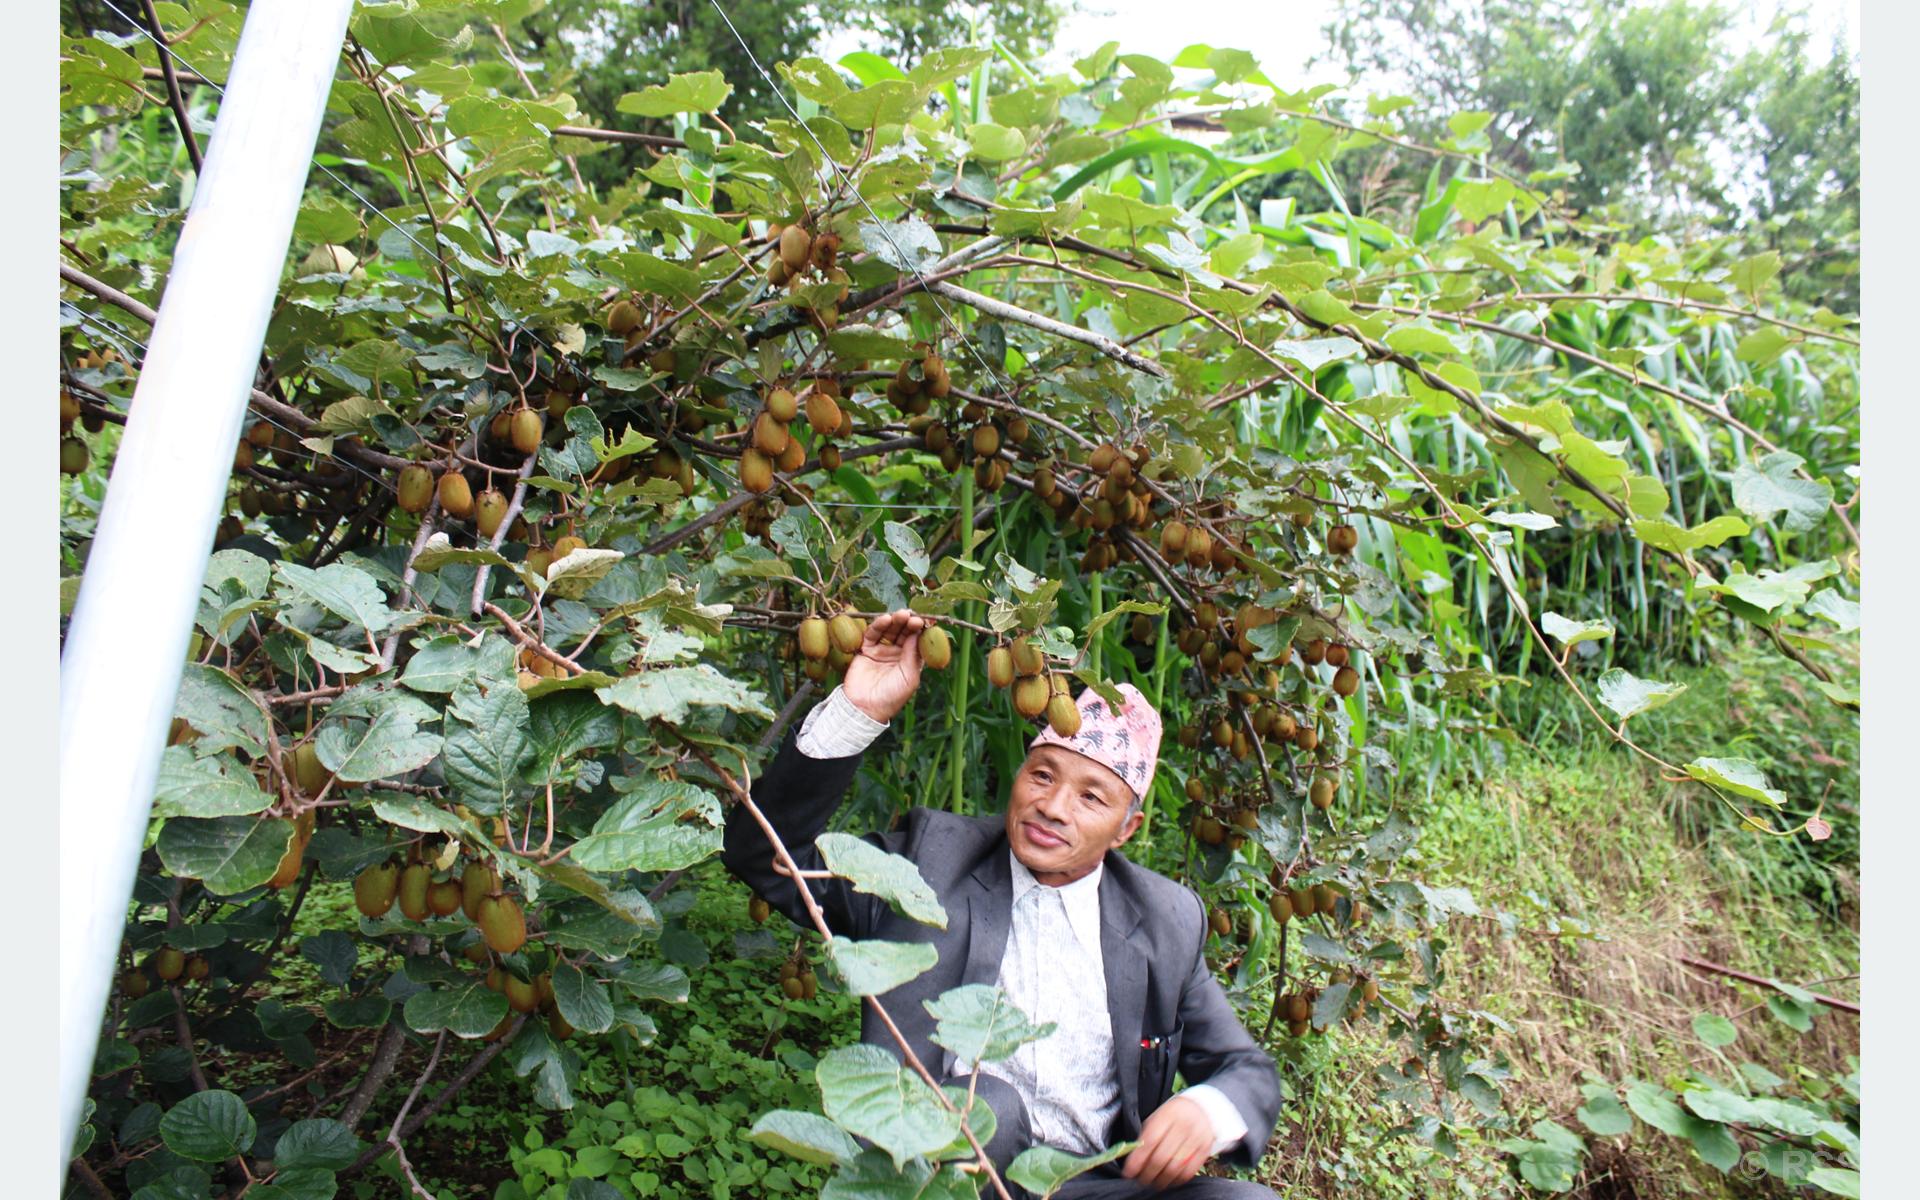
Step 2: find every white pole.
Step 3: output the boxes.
[58,0,358,1164]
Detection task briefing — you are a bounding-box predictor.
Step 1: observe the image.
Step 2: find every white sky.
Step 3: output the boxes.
[820,0,1860,92]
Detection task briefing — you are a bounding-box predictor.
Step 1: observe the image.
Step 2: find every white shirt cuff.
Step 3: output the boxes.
[793,685,889,759]
[1178,1083,1251,1156]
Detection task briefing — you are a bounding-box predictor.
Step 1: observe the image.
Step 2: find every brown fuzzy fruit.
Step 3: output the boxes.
[1209,907,1232,937]
[918,626,952,669]
[1045,692,1082,737]
[986,646,1015,689]
[1313,883,1338,916]
[739,448,775,493]
[476,894,528,955]
[766,388,799,423]
[428,879,463,917]
[437,472,474,519]
[291,741,330,796]
[749,897,771,923]
[972,423,1001,458]
[1268,892,1294,923]
[510,409,544,455]
[398,864,432,922]
[551,535,587,560]
[1008,637,1045,677]
[504,973,541,1014]
[1328,524,1358,555]
[474,488,510,537]
[752,411,791,455]
[779,225,813,273]
[781,977,806,1000]
[805,390,840,436]
[397,465,434,514]
[355,861,401,918]
[1310,777,1336,810]
[1294,724,1320,753]
[798,617,831,660]
[1289,887,1315,918]
[1324,643,1350,668]
[120,969,151,998]
[461,862,497,922]
[1332,665,1360,697]
[607,300,643,336]
[61,436,89,476]
[1195,817,1225,846]
[1012,674,1050,719]
[1301,638,1327,666]
[828,613,864,655]
[818,443,842,472]
[152,947,186,982]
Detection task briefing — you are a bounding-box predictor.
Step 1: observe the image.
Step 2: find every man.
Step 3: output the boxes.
[725,610,1282,1198]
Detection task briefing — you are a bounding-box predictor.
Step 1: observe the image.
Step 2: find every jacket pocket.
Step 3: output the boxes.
[1138,1023,1184,1112]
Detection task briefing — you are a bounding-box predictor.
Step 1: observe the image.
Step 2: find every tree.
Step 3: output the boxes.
[59,4,1856,1196]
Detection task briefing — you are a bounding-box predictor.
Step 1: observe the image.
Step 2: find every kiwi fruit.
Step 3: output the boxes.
[504,973,541,1014]
[1287,993,1312,1023]
[1328,524,1358,555]
[1209,907,1232,937]
[551,534,587,560]
[355,861,401,918]
[1289,886,1315,917]
[120,969,151,999]
[748,897,771,923]
[918,625,951,669]
[1009,637,1044,677]
[739,448,775,493]
[428,879,463,917]
[776,435,806,473]
[972,423,1001,458]
[778,225,813,273]
[1301,638,1327,666]
[1324,643,1350,668]
[291,741,330,795]
[476,893,528,955]
[607,299,643,335]
[1268,892,1294,923]
[1185,777,1207,803]
[986,646,1015,689]
[1332,666,1359,697]
[1045,692,1082,737]
[804,390,840,435]
[61,436,89,475]
[152,947,186,982]
[828,613,864,655]
[437,472,474,520]
[548,1009,576,1040]
[461,862,497,922]
[798,617,831,661]
[474,488,510,537]
[1195,817,1225,846]
[266,810,314,889]
[398,864,432,922]
[781,976,806,1000]
[811,232,840,271]
[1313,883,1338,915]
[1310,777,1335,810]
[510,409,544,455]
[751,411,791,456]
[1012,674,1050,719]
[1294,724,1320,753]
[1362,978,1380,1003]
[766,387,799,423]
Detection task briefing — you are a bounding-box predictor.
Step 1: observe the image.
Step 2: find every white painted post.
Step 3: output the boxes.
[58,0,358,1165]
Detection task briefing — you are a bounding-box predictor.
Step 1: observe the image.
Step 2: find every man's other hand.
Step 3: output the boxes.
[842,609,928,723]
[1120,1095,1215,1191]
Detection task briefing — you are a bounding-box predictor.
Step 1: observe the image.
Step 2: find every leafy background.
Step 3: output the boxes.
[59,0,1857,1197]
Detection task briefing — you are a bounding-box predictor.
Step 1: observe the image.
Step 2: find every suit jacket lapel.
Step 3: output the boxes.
[961,843,1013,993]
[1099,856,1147,1126]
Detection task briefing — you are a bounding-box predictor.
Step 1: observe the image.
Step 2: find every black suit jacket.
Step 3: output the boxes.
[723,728,1283,1167]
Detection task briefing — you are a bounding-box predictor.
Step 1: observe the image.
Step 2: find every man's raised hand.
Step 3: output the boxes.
[842,609,929,724]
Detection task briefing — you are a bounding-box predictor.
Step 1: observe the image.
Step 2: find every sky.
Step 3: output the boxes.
[821,0,1861,92]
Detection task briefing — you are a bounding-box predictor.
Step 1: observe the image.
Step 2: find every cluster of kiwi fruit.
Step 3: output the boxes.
[886,345,953,416]
[353,845,527,957]
[776,951,820,1001]
[61,346,119,476]
[983,635,1080,736]
[763,219,849,325]
[479,956,575,1041]
[739,379,853,493]
[791,610,952,685]
[119,945,212,997]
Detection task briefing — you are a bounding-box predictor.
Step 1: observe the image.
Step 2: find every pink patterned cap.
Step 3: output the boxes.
[1028,681,1163,802]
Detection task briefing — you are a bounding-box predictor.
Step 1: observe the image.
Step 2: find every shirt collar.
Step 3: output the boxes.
[1008,847,1105,957]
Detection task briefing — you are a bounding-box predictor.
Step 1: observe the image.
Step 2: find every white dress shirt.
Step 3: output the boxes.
[794,685,1251,1156]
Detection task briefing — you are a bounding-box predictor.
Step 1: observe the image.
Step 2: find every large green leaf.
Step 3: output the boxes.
[817,1044,961,1169]
[1541,613,1614,648]
[1731,452,1833,533]
[156,816,293,895]
[173,664,268,756]
[1007,1142,1135,1198]
[1632,515,1749,553]
[314,701,442,785]
[1685,757,1787,807]
[160,1090,256,1161]
[815,833,948,929]
[924,984,1056,1069]
[271,1119,364,1171]
[553,963,616,1035]
[825,938,939,996]
[275,562,394,635]
[748,1110,863,1168]
[616,71,733,117]
[595,666,772,724]
[1594,668,1686,722]
[441,681,534,812]
[151,748,272,819]
[403,976,510,1039]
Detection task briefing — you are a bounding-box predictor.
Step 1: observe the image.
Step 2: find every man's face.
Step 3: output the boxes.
[1005,743,1144,886]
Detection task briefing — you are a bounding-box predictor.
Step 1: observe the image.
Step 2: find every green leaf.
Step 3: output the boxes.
[815,833,948,929]
[1731,452,1833,533]
[276,561,393,634]
[1454,178,1516,223]
[160,1090,257,1161]
[616,71,732,117]
[883,521,930,579]
[1685,757,1787,807]
[1691,1012,1738,1048]
[315,703,442,785]
[1688,1120,1742,1172]
[826,938,940,996]
[1576,1092,1634,1136]
[1632,515,1750,553]
[749,1110,864,1168]
[1541,613,1613,648]
[1806,1168,1861,1197]
[545,548,626,601]
[966,123,1027,161]
[1804,589,1860,633]
[441,681,534,813]
[858,214,943,275]
[323,995,392,1030]
[924,984,1057,1069]
[830,79,927,130]
[1007,1142,1134,1198]
[1698,560,1837,614]
[403,976,510,1038]
[1311,981,1354,1030]
[399,636,493,693]
[174,664,269,756]
[1512,1142,1579,1192]
[1735,325,1796,366]
[1728,250,1781,297]
[157,816,293,895]
[152,748,272,819]
[553,962,616,1035]
[1623,1080,1691,1136]
[368,793,472,839]
[816,1043,962,1169]
[568,819,721,874]
[271,1119,363,1171]
[595,665,773,725]
[1383,324,1461,356]
[1595,668,1686,722]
